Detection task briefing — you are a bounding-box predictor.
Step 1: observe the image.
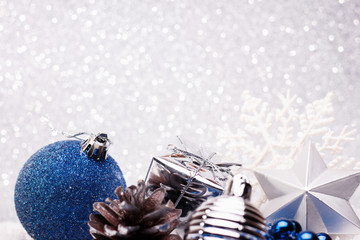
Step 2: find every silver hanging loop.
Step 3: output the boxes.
[81,133,111,161]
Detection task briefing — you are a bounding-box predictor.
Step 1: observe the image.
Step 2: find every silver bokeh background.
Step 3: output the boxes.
[0,0,359,239]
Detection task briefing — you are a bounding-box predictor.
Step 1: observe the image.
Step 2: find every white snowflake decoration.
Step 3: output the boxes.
[217,90,358,170]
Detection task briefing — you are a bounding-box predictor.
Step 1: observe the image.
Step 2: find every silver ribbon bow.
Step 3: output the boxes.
[169,136,242,207]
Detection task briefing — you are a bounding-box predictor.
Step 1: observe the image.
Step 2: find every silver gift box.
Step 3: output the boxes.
[145,153,236,217]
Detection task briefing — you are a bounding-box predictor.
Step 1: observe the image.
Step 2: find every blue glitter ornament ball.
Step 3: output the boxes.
[15,139,126,240]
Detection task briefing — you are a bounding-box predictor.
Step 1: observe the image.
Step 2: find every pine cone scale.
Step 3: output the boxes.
[104,224,119,237]
[142,207,181,226]
[114,187,126,201]
[140,219,179,236]
[91,233,115,240]
[93,202,120,226]
[117,224,140,237]
[105,198,122,213]
[143,188,166,212]
[134,181,145,204]
[120,201,140,213]
[88,220,105,235]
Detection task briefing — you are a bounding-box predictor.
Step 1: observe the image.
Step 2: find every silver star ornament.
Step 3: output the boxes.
[254,142,360,234]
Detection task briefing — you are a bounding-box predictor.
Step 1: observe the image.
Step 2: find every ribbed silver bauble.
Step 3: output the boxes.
[184,174,267,240]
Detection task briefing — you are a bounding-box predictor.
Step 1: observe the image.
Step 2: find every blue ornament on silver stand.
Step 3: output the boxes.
[14,133,126,240]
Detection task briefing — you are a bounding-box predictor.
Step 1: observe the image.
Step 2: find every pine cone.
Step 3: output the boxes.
[88,180,182,240]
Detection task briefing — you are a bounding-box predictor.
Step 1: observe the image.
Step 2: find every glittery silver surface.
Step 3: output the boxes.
[0,0,359,239]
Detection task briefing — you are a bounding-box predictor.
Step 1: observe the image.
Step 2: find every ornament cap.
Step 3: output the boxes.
[81,133,111,161]
[224,174,252,200]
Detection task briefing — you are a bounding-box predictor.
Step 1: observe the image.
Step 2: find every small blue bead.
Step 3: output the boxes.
[270,219,295,239]
[317,233,332,240]
[297,231,319,240]
[15,140,127,240]
[292,220,302,233]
